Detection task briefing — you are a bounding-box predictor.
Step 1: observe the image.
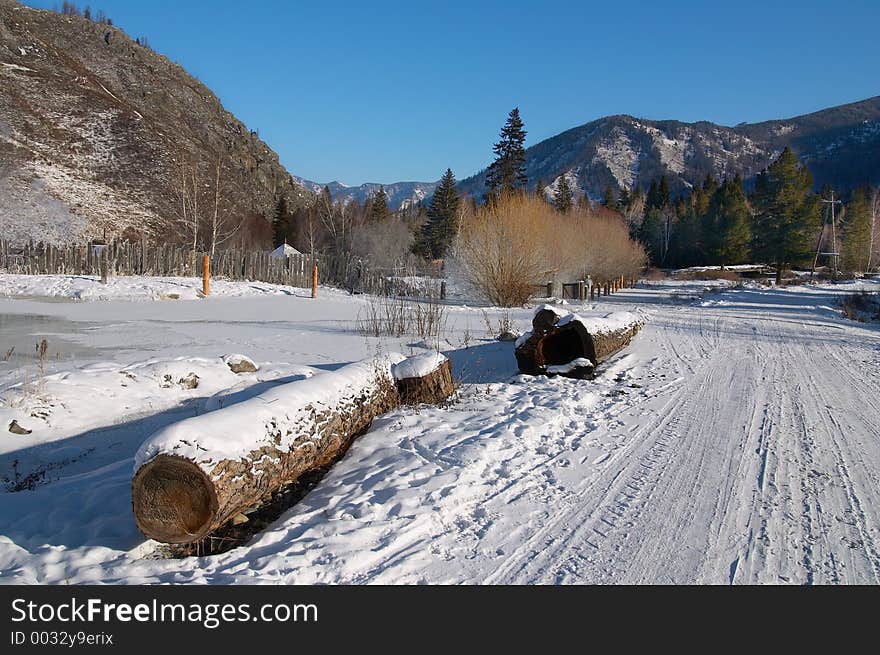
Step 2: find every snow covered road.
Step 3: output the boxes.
[488,292,880,584]
[1,278,878,584]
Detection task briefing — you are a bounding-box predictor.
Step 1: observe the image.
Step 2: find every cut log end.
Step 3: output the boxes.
[132,454,218,544]
[396,358,455,406]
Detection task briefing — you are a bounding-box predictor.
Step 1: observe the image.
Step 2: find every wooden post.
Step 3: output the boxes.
[100,247,108,284]
[546,281,553,298]
[440,280,447,300]
[590,283,595,301]
[202,255,210,297]
[577,280,585,301]
[312,263,319,298]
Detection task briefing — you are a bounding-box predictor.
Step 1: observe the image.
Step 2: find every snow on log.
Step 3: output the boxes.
[132,352,453,544]
[393,352,454,406]
[515,305,644,379]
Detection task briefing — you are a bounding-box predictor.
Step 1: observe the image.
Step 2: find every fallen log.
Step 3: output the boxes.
[132,352,453,544]
[515,305,644,379]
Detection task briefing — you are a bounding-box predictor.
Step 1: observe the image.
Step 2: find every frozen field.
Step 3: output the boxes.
[0,274,879,584]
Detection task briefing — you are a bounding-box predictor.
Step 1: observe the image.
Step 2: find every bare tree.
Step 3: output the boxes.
[318,189,355,258]
[206,155,246,255]
[172,152,246,257]
[173,153,199,254]
[621,191,646,233]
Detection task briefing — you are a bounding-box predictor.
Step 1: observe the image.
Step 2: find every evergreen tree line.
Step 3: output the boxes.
[273,107,880,285]
[614,148,879,278]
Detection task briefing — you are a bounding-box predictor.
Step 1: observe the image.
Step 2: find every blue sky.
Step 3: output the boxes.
[23,0,880,185]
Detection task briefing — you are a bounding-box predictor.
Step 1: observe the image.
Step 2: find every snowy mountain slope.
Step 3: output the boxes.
[292,176,438,211]
[0,0,311,244]
[1,277,879,584]
[460,96,880,201]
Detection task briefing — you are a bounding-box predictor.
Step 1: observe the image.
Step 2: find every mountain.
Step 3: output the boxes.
[459,96,880,201]
[0,0,311,245]
[292,177,438,212]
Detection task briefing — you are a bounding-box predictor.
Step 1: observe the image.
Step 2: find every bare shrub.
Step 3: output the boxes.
[453,194,549,306]
[453,193,646,306]
[557,205,647,284]
[351,217,414,270]
[357,287,447,346]
[841,291,880,322]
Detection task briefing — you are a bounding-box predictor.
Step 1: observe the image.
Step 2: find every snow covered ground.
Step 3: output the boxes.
[0,273,310,302]
[0,275,879,584]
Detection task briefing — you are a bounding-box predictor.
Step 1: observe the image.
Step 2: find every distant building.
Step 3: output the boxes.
[270,243,302,259]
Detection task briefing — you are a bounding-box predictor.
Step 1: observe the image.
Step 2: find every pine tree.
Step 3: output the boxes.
[415,168,460,259]
[534,178,545,201]
[751,148,821,283]
[272,197,290,247]
[705,176,751,266]
[602,185,616,208]
[553,174,573,213]
[841,188,874,273]
[370,186,389,222]
[616,186,631,212]
[645,179,659,210]
[486,108,528,196]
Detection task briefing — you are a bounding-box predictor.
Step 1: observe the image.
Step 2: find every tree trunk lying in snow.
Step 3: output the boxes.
[515,305,644,379]
[132,352,453,544]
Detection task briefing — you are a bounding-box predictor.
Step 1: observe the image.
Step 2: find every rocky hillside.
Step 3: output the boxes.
[292,177,438,212]
[0,0,311,245]
[460,96,880,201]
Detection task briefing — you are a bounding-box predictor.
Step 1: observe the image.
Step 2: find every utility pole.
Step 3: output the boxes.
[811,191,843,280]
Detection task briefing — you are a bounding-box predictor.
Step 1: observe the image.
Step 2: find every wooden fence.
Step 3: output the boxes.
[0,239,435,297]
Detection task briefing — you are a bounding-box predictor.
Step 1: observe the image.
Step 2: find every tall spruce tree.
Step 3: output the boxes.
[553,175,573,213]
[272,197,290,247]
[705,176,751,266]
[534,178,545,201]
[616,186,631,212]
[415,168,461,259]
[486,108,528,196]
[370,186,390,222]
[645,179,659,210]
[751,148,821,283]
[841,188,874,273]
[602,185,616,208]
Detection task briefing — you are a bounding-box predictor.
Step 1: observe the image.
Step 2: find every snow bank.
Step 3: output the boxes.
[134,353,406,473]
[392,352,447,381]
[0,274,308,301]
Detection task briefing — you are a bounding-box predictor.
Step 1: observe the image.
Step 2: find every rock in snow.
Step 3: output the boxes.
[222,354,259,374]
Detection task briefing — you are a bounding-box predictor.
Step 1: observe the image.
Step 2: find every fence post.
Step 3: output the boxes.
[546,281,553,298]
[440,280,447,300]
[100,247,108,284]
[202,255,210,296]
[312,263,318,299]
[577,280,585,301]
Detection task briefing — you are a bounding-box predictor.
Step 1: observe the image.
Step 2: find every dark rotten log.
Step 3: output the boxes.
[132,353,454,544]
[515,305,643,379]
